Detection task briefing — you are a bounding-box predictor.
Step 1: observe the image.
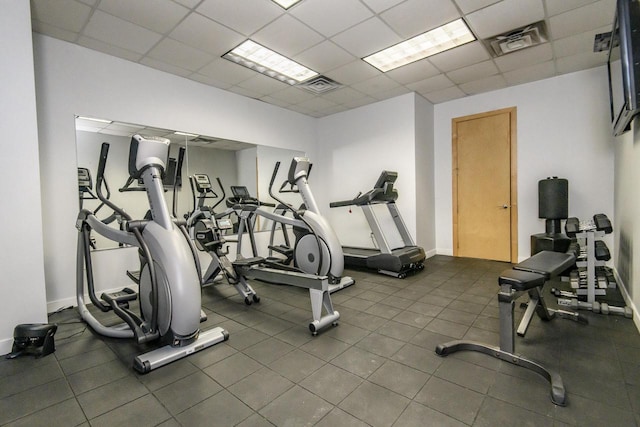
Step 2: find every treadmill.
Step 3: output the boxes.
[330,171,425,278]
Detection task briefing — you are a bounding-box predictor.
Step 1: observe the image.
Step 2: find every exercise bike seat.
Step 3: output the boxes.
[514,251,576,279]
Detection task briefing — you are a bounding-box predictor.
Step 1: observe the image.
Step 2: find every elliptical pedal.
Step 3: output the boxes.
[101,287,137,309]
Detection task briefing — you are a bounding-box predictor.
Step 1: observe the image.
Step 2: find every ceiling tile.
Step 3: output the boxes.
[466,0,545,39]
[77,35,143,62]
[32,21,78,43]
[360,0,405,13]
[269,86,318,104]
[294,41,356,74]
[331,17,402,58]
[320,86,367,104]
[188,73,234,90]
[196,0,283,36]
[385,58,441,85]
[407,74,455,93]
[252,14,324,57]
[545,0,600,16]
[371,86,411,101]
[428,41,491,72]
[453,0,501,14]
[350,74,401,96]
[290,0,373,37]
[147,38,214,71]
[421,85,466,103]
[556,51,608,74]
[343,95,378,109]
[503,60,556,85]
[381,0,460,38]
[446,60,499,84]
[173,0,201,8]
[324,60,380,85]
[259,95,293,108]
[235,73,291,96]
[169,12,244,56]
[459,74,507,94]
[295,96,338,111]
[198,58,256,85]
[494,43,553,72]
[140,56,193,76]
[98,0,189,34]
[552,24,611,57]
[30,0,92,33]
[227,85,264,100]
[548,0,615,40]
[83,10,163,54]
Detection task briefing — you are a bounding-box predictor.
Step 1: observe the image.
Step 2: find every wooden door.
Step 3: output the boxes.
[453,107,517,262]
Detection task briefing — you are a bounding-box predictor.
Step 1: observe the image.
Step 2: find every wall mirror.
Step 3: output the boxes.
[75,116,304,249]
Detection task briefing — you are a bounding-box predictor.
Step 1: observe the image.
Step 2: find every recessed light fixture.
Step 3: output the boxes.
[271,0,302,9]
[363,19,476,72]
[76,116,113,124]
[174,131,199,137]
[223,40,318,85]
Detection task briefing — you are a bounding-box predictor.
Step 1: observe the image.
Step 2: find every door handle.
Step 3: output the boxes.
[499,204,509,209]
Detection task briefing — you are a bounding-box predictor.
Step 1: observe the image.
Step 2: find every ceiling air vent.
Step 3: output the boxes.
[297,75,342,94]
[484,21,548,57]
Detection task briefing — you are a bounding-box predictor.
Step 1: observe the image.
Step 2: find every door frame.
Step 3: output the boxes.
[452,107,518,263]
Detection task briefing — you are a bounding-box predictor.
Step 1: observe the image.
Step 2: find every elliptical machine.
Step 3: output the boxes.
[186,173,260,305]
[76,135,228,373]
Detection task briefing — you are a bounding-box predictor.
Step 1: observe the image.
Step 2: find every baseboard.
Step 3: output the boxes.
[424,248,438,259]
[1,337,13,356]
[612,267,640,333]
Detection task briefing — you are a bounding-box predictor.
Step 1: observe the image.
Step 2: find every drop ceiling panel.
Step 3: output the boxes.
[146,38,214,72]
[32,21,79,43]
[97,0,189,34]
[77,36,143,62]
[140,56,193,77]
[385,59,441,85]
[453,0,501,14]
[324,60,380,85]
[169,13,245,57]
[198,58,256,85]
[503,60,556,85]
[30,0,92,33]
[422,86,466,103]
[447,60,499,84]
[407,74,455,93]
[290,0,373,37]
[234,73,291,96]
[351,74,401,96]
[552,25,611,58]
[428,41,491,72]
[360,0,406,13]
[196,0,284,36]
[459,74,507,94]
[548,0,616,40]
[252,14,324,57]
[268,86,318,104]
[331,17,402,57]
[381,0,460,38]
[494,43,553,72]
[295,41,355,74]
[83,10,163,54]
[556,50,608,74]
[466,0,545,39]
[545,0,601,17]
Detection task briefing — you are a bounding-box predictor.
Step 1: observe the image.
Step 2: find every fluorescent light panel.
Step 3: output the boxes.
[77,116,113,124]
[271,0,301,9]
[363,19,476,72]
[174,131,199,137]
[223,40,318,85]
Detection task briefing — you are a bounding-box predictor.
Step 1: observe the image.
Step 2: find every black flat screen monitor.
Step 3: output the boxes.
[607,0,640,136]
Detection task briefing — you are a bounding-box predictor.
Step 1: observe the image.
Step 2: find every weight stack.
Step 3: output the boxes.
[531,177,572,255]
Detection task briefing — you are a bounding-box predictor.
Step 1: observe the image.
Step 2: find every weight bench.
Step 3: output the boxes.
[436,249,585,406]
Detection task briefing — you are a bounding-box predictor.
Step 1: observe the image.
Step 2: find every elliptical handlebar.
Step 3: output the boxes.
[95,143,132,221]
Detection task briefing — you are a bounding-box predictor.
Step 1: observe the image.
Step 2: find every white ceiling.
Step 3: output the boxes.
[32,0,616,118]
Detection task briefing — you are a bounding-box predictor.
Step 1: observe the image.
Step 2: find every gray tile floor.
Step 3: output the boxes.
[2,255,639,426]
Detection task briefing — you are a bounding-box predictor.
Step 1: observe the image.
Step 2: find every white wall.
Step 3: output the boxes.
[316,94,420,250]
[0,2,48,354]
[613,119,640,328]
[415,94,436,255]
[34,35,316,312]
[433,67,615,260]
